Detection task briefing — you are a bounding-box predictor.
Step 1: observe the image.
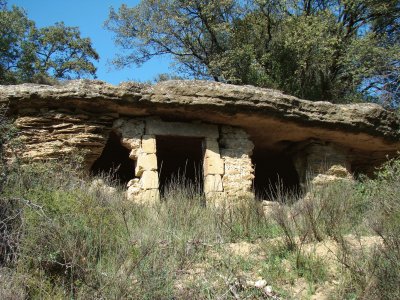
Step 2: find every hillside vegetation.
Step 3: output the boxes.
[0,150,399,299]
[0,101,399,299]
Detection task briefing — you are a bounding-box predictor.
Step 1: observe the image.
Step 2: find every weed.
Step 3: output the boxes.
[270,157,400,299]
[1,142,399,299]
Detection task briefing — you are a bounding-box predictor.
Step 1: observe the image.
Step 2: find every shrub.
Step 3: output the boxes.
[333,158,400,299]
[2,162,132,297]
[271,157,400,299]
[0,158,280,298]
[361,157,400,299]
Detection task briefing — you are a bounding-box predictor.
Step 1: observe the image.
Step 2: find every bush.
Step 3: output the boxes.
[2,162,132,298]
[361,157,400,299]
[271,157,400,299]
[333,158,400,299]
[0,158,279,298]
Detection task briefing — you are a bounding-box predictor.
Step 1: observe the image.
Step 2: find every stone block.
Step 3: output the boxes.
[325,165,352,178]
[135,153,157,176]
[141,135,156,153]
[204,138,220,158]
[129,149,139,160]
[312,174,342,186]
[146,119,218,138]
[139,171,159,189]
[126,185,141,201]
[140,189,160,203]
[204,156,224,175]
[120,136,141,152]
[127,188,159,203]
[114,119,145,138]
[127,178,140,188]
[204,174,223,192]
[89,179,117,196]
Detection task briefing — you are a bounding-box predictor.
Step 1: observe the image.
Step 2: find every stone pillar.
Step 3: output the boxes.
[220,126,254,200]
[134,135,160,203]
[113,118,144,160]
[203,138,224,199]
[113,118,160,203]
[145,117,223,203]
[292,141,353,189]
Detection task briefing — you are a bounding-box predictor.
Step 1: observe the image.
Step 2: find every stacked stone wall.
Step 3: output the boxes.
[293,141,353,188]
[112,118,256,204]
[12,110,356,205]
[219,126,255,199]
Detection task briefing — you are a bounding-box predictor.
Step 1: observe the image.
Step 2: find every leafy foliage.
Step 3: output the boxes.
[0,4,99,84]
[106,0,400,105]
[105,0,243,81]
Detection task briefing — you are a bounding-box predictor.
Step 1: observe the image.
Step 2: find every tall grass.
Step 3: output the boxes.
[1,103,399,299]
[270,157,400,299]
[0,159,276,299]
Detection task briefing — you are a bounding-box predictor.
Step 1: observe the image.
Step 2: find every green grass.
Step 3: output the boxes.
[0,160,278,299]
[0,156,399,299]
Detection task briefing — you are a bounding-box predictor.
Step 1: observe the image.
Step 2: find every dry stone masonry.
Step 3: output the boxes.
[292,140,354,188]
[1,80,399,204]
[109,118,254,203]
[220,126,254,199]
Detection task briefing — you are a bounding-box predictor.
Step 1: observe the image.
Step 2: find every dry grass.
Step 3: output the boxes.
[1,157,398,299]
[0,107,399,299]
[0,158,280,299]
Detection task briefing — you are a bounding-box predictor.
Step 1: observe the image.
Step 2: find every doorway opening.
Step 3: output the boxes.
[252,149,300,200]
[90,131,135,185]
[156,136,204,197]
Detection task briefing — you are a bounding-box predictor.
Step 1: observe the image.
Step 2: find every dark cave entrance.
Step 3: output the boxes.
[252,149,301,200]
[90,131,135,185]
[156,136,204,196]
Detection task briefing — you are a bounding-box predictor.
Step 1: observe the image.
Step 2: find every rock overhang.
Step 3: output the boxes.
[2,79,399,202]
[1,79,399,157]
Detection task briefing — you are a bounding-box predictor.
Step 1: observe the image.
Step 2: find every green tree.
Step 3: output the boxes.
[0,0,6,10]
[0,4,99,84]
[106,0,399,105]
[105,0,244,81]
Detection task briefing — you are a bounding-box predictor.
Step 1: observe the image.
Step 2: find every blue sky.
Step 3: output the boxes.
[8,0,172,84]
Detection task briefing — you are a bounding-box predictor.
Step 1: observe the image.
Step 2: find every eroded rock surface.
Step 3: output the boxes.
[2,80,398,147]
[12,111,112,167]
[1,80,399,200]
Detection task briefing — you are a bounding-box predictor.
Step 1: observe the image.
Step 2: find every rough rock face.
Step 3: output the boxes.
[13,111,113,167]
[1,80,399,202]
[2,80,399,146]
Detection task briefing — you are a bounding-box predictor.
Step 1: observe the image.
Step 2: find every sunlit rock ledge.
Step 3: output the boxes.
[1,80,399,202]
